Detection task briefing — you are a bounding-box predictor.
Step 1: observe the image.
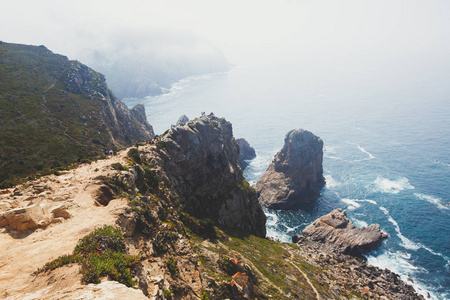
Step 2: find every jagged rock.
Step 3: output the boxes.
[255,129,325,210]
[176,114,189,126]
[50,204,71,219]
[147,115,266,237]
[294,209,388,256]
[236,138,256,170]
[230,272,252,299]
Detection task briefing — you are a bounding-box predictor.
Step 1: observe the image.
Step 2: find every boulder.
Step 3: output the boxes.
[255,129,325,210]
[236,138,256,170]
[293,209,388,256]
[0,204,46,231]
[176,114,189,126]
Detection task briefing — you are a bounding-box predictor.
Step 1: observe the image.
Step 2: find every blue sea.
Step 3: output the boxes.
[124,65,450,299]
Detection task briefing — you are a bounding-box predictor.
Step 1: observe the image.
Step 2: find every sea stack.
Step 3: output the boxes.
[236,138,256,170]
[255,129,325,210]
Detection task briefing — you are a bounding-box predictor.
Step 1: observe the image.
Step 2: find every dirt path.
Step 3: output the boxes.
[286,248,322,300]
[0,150,130,299]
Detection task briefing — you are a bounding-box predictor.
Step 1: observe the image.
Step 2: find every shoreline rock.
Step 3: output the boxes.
[255,129,325,210]
[236,138,256,170]
[293,209,388,256]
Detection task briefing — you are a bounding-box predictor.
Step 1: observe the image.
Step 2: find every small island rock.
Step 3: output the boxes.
[236,138,256,170]
[293,209,388,256]
[255,129,325,210]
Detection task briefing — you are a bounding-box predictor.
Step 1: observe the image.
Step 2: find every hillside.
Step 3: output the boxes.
[0,42,154,187]
[0,115,422,299]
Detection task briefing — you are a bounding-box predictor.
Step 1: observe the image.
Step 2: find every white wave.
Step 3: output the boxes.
[356,144,375,159]
[414,193,449,210]
[379,207,420,250]
[365,250,440,300]
[374,177,414,194]
[341,198,361,210]
[324,174,340,188]
[282,224,304,233]
[352,219,368,227]
[359,199,378,205]
[265,227,291,243]
[324,155,342,160]
[323,146,336,153]
[265,212,278,227]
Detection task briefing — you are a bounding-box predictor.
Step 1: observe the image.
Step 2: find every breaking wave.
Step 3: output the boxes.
[374,177,414,194]
[414,193,449,210]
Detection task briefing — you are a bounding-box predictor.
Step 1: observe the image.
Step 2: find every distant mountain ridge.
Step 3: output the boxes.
[0,42,154,187]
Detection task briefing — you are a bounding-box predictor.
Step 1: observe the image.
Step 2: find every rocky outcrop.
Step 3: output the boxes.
[66,60,155,144]
[145,114,266,237]
[236,138,256,170]
[176,114,189,126]
[293,209,388,256]
[255,129,325,210]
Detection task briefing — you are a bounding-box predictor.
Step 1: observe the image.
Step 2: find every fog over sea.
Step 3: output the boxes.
[124,64,450,299]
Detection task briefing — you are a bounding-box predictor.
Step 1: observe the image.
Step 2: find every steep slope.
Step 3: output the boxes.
[0,42,154,187]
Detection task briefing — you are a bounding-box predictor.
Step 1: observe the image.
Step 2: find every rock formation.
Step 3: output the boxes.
[176,114,189,126]
[255,129,325,210]
[145,114,266,237]
[293,209,388,256]
[236,138,256,170]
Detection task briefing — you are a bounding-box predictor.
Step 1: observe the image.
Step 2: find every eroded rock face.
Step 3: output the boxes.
[255,129,325,210]
[236,138,256,170]
[147,114,266,237]
[293,209,388,256]
[176,114,189,126]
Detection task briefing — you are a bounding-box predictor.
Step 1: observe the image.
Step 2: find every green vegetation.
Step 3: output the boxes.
[238,178,256,196]
[35,225,139,287]
[167,257,178,277]
[110,162,128,171]
[0,42,150,188]
[157,140,167,150]
[127,148,141,164]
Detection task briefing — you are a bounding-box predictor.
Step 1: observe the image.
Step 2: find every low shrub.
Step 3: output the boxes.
[127,148,141,164]
[35,225,139,287]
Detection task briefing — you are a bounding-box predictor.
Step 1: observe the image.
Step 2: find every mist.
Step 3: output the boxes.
[2,0,450,100]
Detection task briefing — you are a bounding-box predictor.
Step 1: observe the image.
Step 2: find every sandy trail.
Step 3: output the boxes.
[0,150,131,299]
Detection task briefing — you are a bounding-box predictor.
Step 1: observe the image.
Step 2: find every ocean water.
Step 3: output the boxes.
[124,66,450,299]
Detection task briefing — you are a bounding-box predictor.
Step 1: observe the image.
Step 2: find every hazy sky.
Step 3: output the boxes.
[2,0,450,93]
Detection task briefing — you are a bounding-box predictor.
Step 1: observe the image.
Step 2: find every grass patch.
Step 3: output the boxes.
[35,225,139,287]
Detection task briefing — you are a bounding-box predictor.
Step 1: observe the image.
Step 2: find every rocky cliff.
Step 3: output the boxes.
[0,42,154,187]
[236,138,256,170]
[256,129,325,210]
[145,114,266,237]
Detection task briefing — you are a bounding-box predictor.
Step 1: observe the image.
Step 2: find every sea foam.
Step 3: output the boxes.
[324,174,340,188]
[414,193,449,210]
[379,206,420,250]
[374,177,414,194]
